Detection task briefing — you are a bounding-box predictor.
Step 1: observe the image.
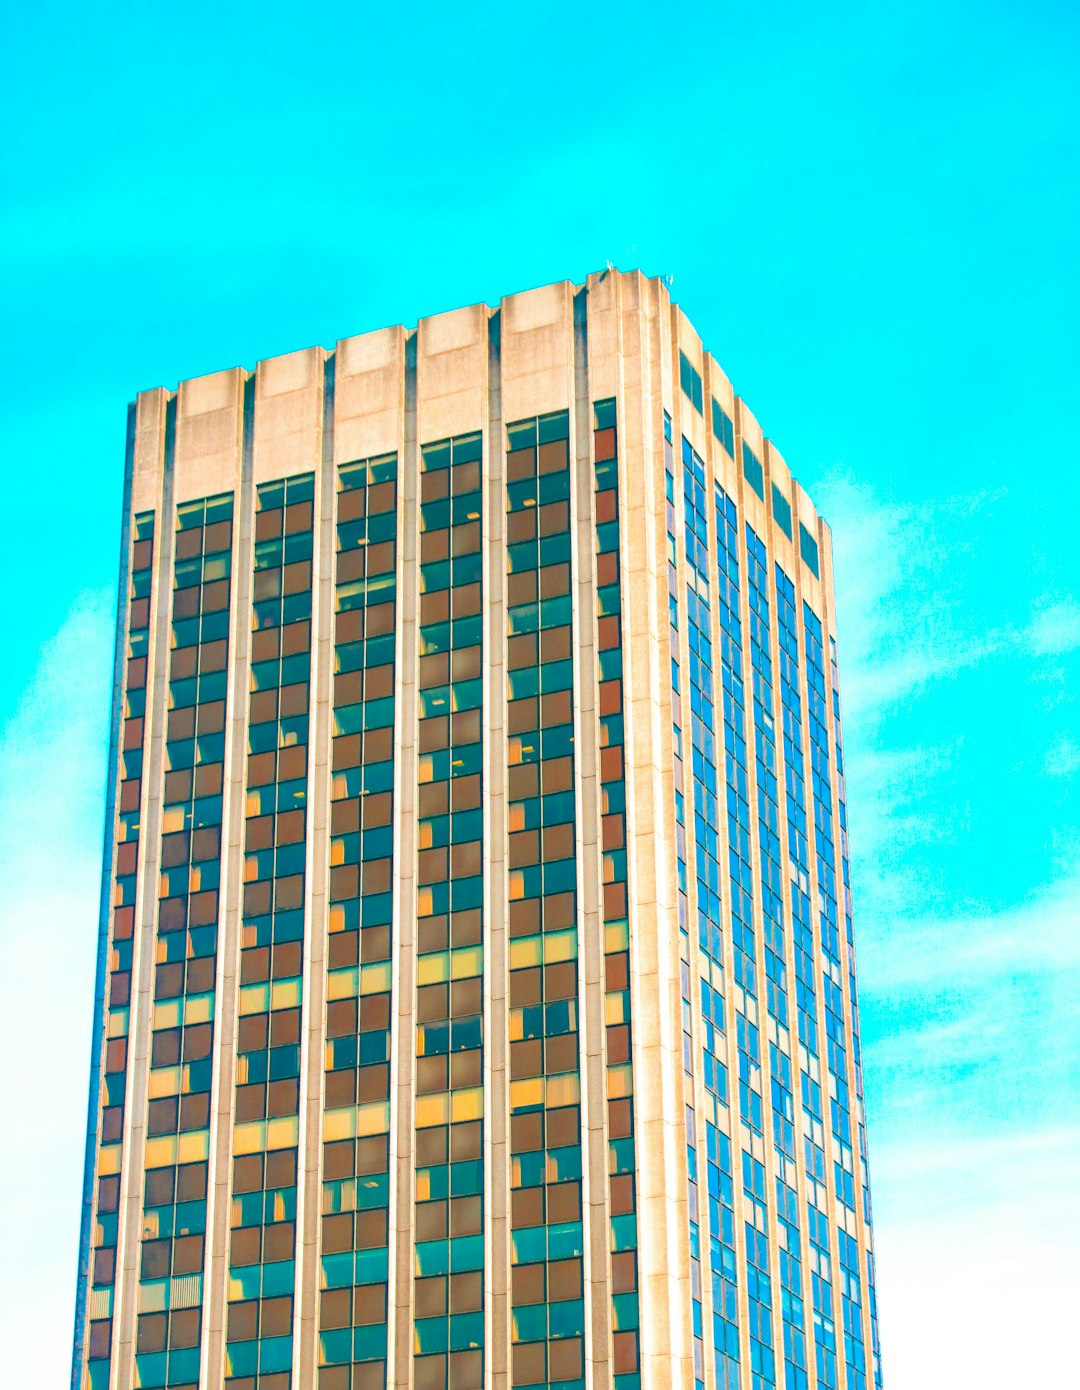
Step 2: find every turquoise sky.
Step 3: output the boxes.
[1,2,1077,1384]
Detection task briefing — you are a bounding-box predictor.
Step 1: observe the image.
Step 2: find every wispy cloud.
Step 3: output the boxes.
[1028,598,1080,656]
[816,473,1080,1386]
[1044,736,1080,779]
[860,875,1080,1147]
[865,874,1080,985]
[818,474,1080,724]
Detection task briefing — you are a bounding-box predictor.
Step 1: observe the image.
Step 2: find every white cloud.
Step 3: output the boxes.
[0,591,114,1387]
[1027,598,1080,657]
[1044,736,1080,778]
[872,1128,1080,1389]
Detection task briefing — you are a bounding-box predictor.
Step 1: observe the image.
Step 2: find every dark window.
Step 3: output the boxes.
[742,443,764,500]
[679,351,703,414]
[772,484,793,539]
[711,397,734,457]
[799,522,820,577]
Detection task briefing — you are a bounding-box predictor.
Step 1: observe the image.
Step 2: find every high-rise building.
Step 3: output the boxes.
[72,269,884,1390]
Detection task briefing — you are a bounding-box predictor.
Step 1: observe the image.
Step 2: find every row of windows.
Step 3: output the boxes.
[415,432,486,1390]
[506,411,589,1390]
[748,527,805,1390]
[707,482,748,1387]
[85,510,158,1388]
[756,592,812,1385]
[664,416,710,1390]
[685,434,722,1390]
[322,454,397,1390]
[673,424,860,1389]
[678,348,819,584]
[593,400,641,1390]
[140,492,235,1390]
[227,474,314,1390]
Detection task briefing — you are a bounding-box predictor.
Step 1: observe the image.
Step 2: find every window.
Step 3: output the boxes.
[742,443,764,500]
[88,509,158,1378]
[679,351,703,415]
[772,484,792,539]
[506,408,585,1388]
[321,453,397,1381]
[799,523,819,577]
[416,430,486,1390]
[711,398,734,458]
[138,492,235,1390]
[226,474,314,1387]
[592,398,640,1380]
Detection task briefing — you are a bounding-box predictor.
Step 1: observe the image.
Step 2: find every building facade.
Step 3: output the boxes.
[72,269,883,1390]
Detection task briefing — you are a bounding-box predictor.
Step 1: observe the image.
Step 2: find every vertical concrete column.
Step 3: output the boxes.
[570,285,613,1390]
[395,334,421,1390]
[253,346,334,1389]
[617,273,693,1390]
[484,308,510,1390]
[328,324,411,1389]
[411,299,493,1389]
[202,371,256,1388]
[666,298,712,1390]
[293,349,336,1385]
[499,278,580,1390]
[116,368,247,1390]
[583,269,627,1386]
[109,389,172,1390]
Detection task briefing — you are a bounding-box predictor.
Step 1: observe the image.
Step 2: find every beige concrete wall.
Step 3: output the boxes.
[253,347,324,485]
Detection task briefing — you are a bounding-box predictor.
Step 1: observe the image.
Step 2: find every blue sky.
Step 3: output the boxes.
[1,0,1077,1383]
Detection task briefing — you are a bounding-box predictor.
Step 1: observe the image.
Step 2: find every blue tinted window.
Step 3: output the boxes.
[799,523,819,577]
[711,398,734,457]
[679,351,704,414]
[772,484,792,539]
[742,443,764,500]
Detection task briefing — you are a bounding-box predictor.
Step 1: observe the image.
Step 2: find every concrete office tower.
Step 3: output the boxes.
[73,270,883,1390]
